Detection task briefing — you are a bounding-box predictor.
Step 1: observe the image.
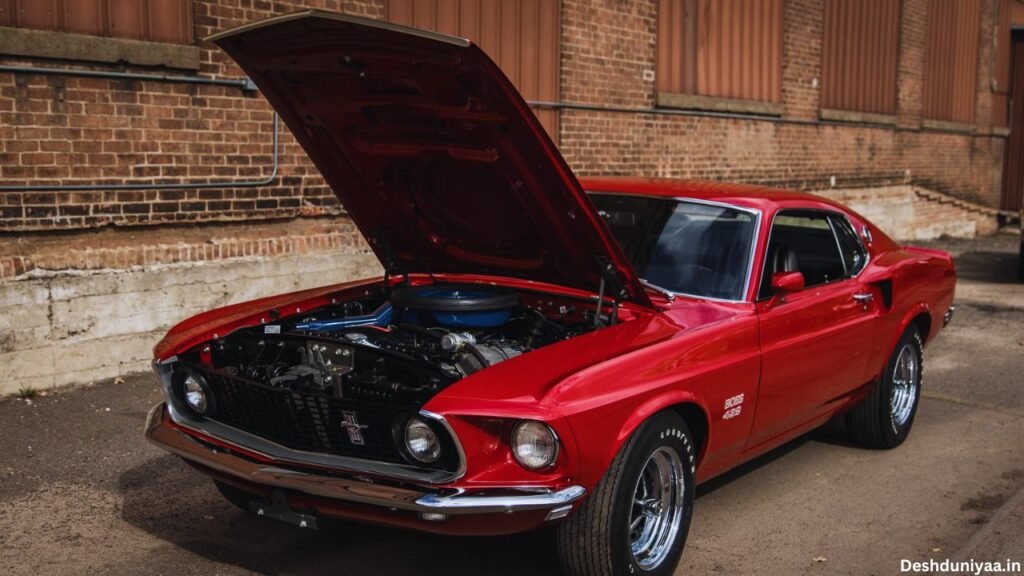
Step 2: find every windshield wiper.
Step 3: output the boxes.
[640,279,676,302]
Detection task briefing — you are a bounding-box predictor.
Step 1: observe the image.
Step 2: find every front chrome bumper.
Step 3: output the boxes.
[145,403,585,516]
[943,304,956,327]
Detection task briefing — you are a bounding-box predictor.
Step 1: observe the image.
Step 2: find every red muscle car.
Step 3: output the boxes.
[145,11,957,576]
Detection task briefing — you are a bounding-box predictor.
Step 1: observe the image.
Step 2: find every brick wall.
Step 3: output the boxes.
[558,0,1005,208]
[0,0,383,232]
[0,0,1011,233]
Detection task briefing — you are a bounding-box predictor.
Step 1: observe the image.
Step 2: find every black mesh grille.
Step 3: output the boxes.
[189,365,414,464]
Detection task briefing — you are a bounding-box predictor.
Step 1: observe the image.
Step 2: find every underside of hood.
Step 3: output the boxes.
[211,10,649,307]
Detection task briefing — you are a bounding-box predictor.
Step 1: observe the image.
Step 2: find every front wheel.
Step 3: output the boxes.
[556,412,695,576]
[846,326,923,448]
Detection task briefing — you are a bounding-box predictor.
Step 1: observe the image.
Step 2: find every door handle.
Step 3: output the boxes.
[852,293,874,303]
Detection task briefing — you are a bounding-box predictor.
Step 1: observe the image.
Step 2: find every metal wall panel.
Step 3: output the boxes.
[922,0,982,123]
[1001,35,1024,211]
[657,0,783,102]
[821,0,900,115]
[106,0,144,40]
[993,0,1012,127]
[62,0,105,36]
[146,0,192,44]
[4,0,192,44]
[0,1,12,27]
[386,0,561,138]
[992,0,1024,127]
[15,0,59,30]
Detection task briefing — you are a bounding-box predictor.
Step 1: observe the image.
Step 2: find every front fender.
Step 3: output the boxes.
[612,391,712,466]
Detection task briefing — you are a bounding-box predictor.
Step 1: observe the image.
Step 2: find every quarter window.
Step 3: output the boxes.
[829,215,868,277]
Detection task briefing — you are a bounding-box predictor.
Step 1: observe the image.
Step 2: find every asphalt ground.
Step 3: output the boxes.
[1,233,1021,576]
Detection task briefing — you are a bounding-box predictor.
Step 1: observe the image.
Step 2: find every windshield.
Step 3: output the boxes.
[590,194,757,301]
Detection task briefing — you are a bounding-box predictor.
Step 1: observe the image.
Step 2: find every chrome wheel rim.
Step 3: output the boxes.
[890,343,919,429]
[629,446,686,570]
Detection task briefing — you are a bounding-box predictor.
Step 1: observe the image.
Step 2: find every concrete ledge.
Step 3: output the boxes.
[0,26,200,70]
[921,118,977,134]
[820,108,898,126]
[656,92,784,116]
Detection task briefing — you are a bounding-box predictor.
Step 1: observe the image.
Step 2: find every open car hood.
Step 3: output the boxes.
[211,11,650,307]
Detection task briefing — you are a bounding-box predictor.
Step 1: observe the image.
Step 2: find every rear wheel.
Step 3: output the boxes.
[846,326,923,448]
[556,412,695,576]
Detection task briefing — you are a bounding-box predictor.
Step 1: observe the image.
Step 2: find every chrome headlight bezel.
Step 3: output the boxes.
[170,368,216,418]
[511,420,560,470]
[403,416,443,464]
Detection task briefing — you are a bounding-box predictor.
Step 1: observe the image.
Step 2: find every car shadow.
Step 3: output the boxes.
[117,455,560,576]
[695,417,853,499]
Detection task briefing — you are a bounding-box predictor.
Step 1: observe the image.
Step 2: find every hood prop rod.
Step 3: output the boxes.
[593,257,622,328]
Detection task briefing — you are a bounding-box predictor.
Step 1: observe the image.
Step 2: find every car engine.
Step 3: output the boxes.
[201,284,597,406]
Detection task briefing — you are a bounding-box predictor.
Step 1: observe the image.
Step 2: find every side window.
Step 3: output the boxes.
[760,211,846,298]
[829,216,869,277]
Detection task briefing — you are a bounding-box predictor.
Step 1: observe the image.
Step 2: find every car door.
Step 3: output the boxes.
[747,210,878,449]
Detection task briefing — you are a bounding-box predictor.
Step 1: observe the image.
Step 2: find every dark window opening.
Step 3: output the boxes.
[589,194,757,301]
[760,210,864,299]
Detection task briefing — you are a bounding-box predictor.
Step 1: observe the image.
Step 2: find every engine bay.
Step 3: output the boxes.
[195,284,607,406]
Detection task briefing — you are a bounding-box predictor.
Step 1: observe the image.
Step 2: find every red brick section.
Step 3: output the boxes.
[0,0,383,232]
[0,0,1008,236]
[0,217,369,281]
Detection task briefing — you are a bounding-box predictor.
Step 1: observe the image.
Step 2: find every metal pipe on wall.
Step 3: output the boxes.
[526,100,1008,138]
[0,63,278,192]
[0,64,258,92]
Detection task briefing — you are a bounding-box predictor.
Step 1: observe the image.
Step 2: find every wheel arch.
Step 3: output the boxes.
[910,310,932,344]
[895,302,932,347]
[611,392,712,476]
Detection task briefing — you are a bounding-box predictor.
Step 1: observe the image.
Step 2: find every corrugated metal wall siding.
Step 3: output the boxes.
[1002,35,1024,211]
[386,0,560,139]
[657,0,783,102]
[993,0,1012,128]
[922,0,982,123]
[0,0,193,44]
[820,0,900,115]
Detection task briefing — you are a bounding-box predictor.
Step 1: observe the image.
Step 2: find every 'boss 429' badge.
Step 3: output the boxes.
[723,394,744,420]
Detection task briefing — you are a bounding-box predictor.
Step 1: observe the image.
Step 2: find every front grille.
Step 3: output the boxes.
[189,365,414,465]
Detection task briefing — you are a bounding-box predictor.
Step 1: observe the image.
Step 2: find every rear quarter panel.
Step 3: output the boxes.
[862,245,956,379]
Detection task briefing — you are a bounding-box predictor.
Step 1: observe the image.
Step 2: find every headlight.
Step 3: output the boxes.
[404,417,442,464]
[512,420,559,470]
[174,369,215,418]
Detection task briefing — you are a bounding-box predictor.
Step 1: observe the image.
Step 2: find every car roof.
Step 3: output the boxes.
[580,176,851,214]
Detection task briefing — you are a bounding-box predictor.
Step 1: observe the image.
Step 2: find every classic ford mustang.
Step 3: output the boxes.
[145,11,957,576]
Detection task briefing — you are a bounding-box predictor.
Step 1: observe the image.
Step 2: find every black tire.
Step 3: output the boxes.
[556,412,695,576]
[846,326,923,448]
[214,480,258,512]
